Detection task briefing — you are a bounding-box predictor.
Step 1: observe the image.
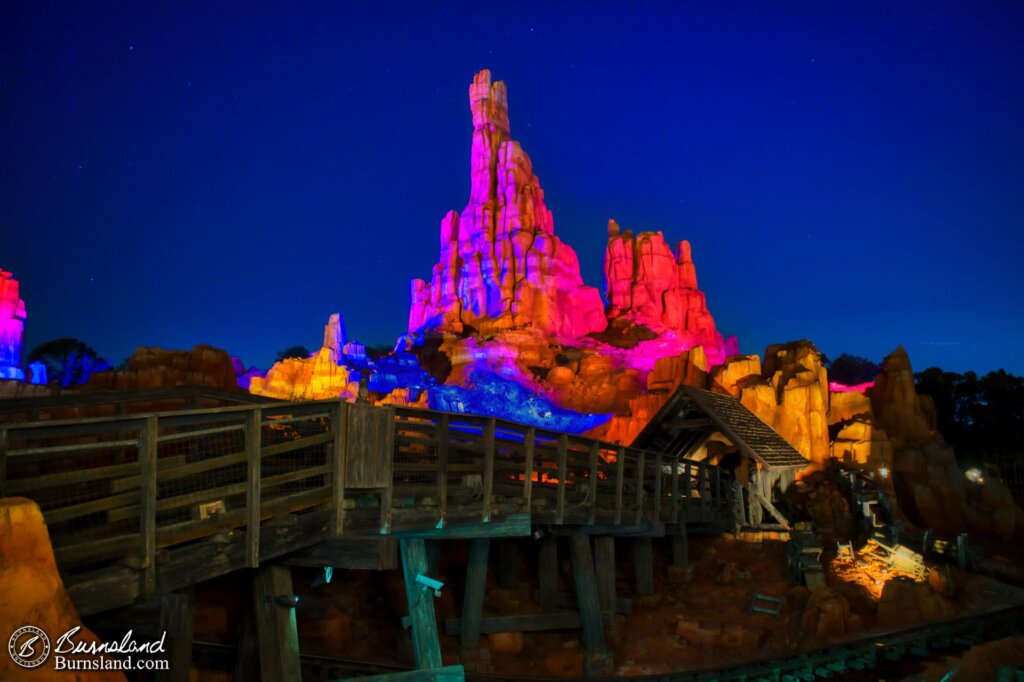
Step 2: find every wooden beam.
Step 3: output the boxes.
[548,521,664,538]
[587,442,600,525]
[0,427,7,498]
[556,434,568,524]
[399,538,443,669]
[614,446,624,525]
[482,418,495,522]
[156,591,194,682]
[634,451,645,525]
[436,413,448,525]
[139,415,158,596]
[333,666,466,682]
[671,456,680,524]
[752,492,791,530]
[461,538,489,648]
[233,607,260,682]
[253,564,302,682]
[632,537,653,596]
[331,400,348,537]
[523,426,535,510]
[568,534,610,675]
[538,535,558,607]
[594,536,616,623]
[246,407,263,567]
[387,513,530,539]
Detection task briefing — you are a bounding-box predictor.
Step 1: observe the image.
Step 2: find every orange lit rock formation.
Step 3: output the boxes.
[0,497,127,682]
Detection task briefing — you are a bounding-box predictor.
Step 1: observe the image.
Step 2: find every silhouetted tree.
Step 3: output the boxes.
[916,367,1024,469]
[275,345,311,362]
[27,338,110,387]
[825,353,880,385]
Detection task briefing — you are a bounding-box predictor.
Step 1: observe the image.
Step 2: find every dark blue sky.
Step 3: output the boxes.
[3,2,1022,375]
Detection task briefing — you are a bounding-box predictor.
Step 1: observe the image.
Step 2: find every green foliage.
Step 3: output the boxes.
[916,367,1024,468]
[275,345,312,362]
[825,353,881,385]
[27,338,109,387]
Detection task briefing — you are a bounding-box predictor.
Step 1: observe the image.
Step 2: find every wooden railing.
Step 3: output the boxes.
[0,399,730,612]
[389,406,728,530]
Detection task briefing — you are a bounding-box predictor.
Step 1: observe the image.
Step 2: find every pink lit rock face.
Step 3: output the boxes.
[408,70,607,341]
[0,268,27,380]
[603,220,734,364]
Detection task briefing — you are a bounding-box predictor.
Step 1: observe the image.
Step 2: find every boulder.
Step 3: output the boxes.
[0,497,127,681]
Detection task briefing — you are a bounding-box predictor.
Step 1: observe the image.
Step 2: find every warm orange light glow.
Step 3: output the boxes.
[830,540,926,600]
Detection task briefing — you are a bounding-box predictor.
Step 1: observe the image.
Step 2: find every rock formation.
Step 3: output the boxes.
[408,70,607,341]
[0,268,27,380]
[0,497,126,681]
[85,344,241,392]
[603,221,733,363]
[251,314,358,401]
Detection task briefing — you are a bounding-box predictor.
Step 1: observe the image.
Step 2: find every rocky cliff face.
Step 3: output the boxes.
[604,221,732,363]
[0,268,27,380]
[408,70,607,341]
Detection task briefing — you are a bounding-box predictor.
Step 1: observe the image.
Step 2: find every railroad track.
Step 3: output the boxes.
[192,603,1024,681]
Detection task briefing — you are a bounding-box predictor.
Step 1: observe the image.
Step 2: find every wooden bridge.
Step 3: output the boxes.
[0,393,734,680]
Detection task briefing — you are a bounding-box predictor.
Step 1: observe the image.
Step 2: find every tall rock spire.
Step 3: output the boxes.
[409,70,607,340]
[0,268,26,381]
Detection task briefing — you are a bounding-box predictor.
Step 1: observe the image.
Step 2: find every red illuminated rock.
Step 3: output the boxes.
[409,70,606,341]
[604,221,731,362]
[0,497,127,682]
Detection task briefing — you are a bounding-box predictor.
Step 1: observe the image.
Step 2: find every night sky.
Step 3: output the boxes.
[3,2,1022,375]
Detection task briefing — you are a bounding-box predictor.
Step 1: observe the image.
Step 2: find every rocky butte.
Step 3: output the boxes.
[246,68,1023,542]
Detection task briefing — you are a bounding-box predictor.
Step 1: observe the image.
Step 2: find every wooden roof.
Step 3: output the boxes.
[632,385,808,469]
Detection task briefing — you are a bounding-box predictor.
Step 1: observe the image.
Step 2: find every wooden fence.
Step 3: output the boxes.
[0,399,729,614]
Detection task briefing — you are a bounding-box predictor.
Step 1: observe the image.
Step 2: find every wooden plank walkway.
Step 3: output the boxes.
[0,398,732,616]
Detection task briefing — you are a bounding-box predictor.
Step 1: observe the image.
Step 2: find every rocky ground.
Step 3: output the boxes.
[182,532,1024,681]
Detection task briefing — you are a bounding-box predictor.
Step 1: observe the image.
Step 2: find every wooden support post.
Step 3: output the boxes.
[139,415,158,596]
[683,461,692,508]
[713,466,721,508]
[634,451,645,525]
[672,523,689,568]
[538,535,558,607]
[245,407,262,568]
[482,418,495,522]
[233,606,260,682]
[653,453,663,520]
[461,538,490,649]
[569,535,610,675]
[523,426,535,512]
[614,446,625,525]
[697,464,707,508]
[593,536,616,623]
[587,441,600,525]
[436,413,449,525]
[0,428,8,498]
[156,591,194,682]
[331,400,348,537]
[380,406,396,534]
[497,540,519,588]
[671,456,680,524]
[253,564,302,682]
[556,434,568,524]
[633,537,653,596]
[400,538,443,669]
